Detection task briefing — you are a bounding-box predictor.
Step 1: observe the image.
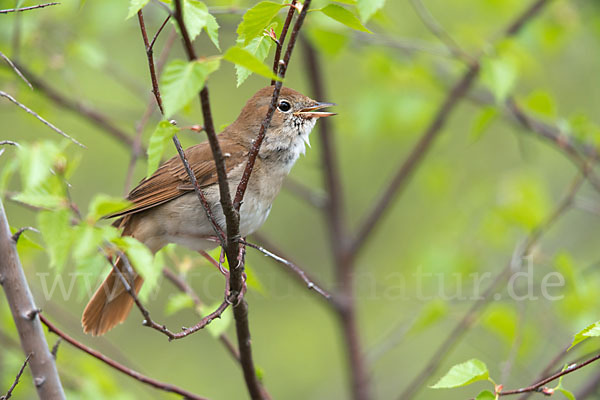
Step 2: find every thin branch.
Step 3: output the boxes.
[109,252,229,340]
[398,171,583,400]
[1,353,31,400]
[0,51,32,89]
[499,353,600,396]
[283,178,327,208]
[149,15,171,51]
[408,0,473,64]
[10,63,139,151]
[137,10,164,114]
[0,90,85,148]
[11,226,39,243]
[162,268,241,361]
[270,1,297,84]
[38,314,210,400]
[0,198,66,399]
[243,238,333,302]
[0,2,59,13]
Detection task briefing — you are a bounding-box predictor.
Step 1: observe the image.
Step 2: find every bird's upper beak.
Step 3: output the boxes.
[295,102,336,118]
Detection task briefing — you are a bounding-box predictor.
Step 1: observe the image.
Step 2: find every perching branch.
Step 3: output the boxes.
[0,50,32,89]
[0,91,85,148]
[0,198,66,399]
[1,353,31,400]
[38,314,209,400]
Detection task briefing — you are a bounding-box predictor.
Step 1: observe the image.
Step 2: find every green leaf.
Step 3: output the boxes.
[87,194,131,221]
[161,58,221,117]
[146,121,181,176]
[410,299,448,334]
[38,209,73,271]
[430,359,489,389]
[306,27,349,56]
[523,90,556,118]
[481,56,518,103]
[165,293,195,316]
[223,46,280,82]
[569,321,600,350]
[126,0,149,19]
[475,390,496,400]
[10,227,44,253]
[205,12,220,51]
[245,262,266,296]
[18,141,63,192]
[235,28,275,86]
[319,4,372,33]
[72,223,104,260]
[11,190,65,210]
[183,0,209,41]
[557,387,575,400]
[236,1,284,45]
[357,0,385,22]
[200,302,232,338]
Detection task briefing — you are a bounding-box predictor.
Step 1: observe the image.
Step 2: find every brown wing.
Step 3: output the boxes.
[105,138,247,220]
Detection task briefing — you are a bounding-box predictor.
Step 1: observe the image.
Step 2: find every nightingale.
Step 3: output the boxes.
[82,86,335,335]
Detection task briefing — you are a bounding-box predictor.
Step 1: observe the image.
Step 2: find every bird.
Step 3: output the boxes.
[81,86,335,335]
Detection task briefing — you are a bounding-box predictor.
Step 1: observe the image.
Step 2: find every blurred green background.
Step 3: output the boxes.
[2,0,600,399]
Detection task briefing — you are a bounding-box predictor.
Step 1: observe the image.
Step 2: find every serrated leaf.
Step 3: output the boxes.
[183,0,209,41]
[146,120,180,176]
[319,4,372,33]
[430,359,489,389]
[205,12,220,50]
[200,302,232,338]
[235,29,274,86]
[87,194,132,221]
[126,0,149,19]
[475,390,496,400]
[38,209,73,271]
[569,321,600,350]
[236,1,284,45]
[357,0,385,22]
[165,293,195,316]
[223,46,280,82]
[161,58,221,117]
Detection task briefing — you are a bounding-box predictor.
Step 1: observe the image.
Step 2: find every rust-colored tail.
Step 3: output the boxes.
[81,257,143,336]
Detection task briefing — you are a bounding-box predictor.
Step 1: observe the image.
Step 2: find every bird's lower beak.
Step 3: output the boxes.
[295,102,337,118]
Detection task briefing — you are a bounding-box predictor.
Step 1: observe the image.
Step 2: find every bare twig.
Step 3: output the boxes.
[39,314,209,400]
[11,226,39,243]
[270,1,297,84]
[499,353,600,396]
[0,91,85,148]
[1,353,31,400]
[137,10,164,114]
[243,238,333,301]
[0,51,32,89]
[0,199,66,399]
[9,64,139,150]
[0,2,59,14]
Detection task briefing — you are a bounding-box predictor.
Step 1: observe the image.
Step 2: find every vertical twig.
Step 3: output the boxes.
[270,0,297,84]
[1,354,31,400]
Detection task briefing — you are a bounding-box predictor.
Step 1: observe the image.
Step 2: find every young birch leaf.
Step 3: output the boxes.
[126,0,149,19]
[430,359,489,389]
[87,194,131,221]
[475,390,496,400]
[236,1,284,45]
[38,209,73,271]
[146,121,181,177]
[112,236,157,301]
[205,12,220,51]
[161,58,221,118]
[183,0,209,41]
[223,46,280,82]
[357,0,385,22]
[235,29,275,86]
[319,4,372,33]
[569,321,600,350]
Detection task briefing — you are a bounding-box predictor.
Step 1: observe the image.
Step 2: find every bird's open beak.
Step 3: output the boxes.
[295,102,336,118]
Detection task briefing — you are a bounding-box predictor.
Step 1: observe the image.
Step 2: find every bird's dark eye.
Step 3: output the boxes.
[278,100,291,112]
